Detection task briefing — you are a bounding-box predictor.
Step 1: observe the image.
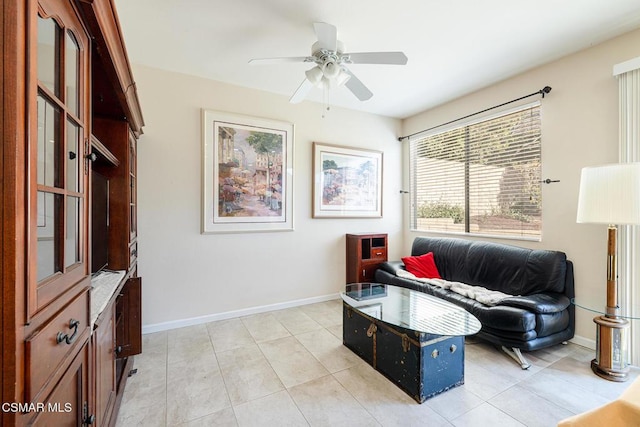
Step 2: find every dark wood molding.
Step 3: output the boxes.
[78,0,145,136]
[2,2,28,423]
[91,134,120,167]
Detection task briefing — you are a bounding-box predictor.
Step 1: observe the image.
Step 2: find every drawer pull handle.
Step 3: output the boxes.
[56,319,80,345]
[374,251,383,256]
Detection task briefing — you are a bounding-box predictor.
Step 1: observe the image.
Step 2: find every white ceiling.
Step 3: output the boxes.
[114,0,640,119]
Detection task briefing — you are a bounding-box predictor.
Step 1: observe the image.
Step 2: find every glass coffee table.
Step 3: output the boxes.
[341,283,481,403]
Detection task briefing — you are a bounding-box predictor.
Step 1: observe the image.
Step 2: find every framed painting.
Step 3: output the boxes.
[313,142,383,218]
[202,110,294,233]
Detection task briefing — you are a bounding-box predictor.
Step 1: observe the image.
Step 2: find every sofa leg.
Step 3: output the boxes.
[501,346,531,370]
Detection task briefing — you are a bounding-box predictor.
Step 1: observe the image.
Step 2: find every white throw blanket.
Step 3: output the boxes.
[396,269,513,306]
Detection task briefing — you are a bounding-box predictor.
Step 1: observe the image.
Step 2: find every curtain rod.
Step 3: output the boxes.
[397,86,552,142]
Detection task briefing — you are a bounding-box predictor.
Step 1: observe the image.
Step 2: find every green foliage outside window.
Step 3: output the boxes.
[417,201,465,224]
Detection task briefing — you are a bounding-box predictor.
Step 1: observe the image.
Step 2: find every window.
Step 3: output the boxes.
[409,103,542,240]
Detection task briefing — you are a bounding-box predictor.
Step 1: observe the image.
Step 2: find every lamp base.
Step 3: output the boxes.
[591,359,629,382]
[591,315,629,382]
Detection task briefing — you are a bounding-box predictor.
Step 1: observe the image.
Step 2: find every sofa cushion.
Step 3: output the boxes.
[499,293,570,314]
[411,237,567,295]
[535,311,570,337]
[480,325,537,342]
[401,252,441,279]
[417,282,537,332]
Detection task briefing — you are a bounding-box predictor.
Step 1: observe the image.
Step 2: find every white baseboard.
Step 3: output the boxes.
[142,299,602,355]
[569,334,596,350]
[142,293,341,334]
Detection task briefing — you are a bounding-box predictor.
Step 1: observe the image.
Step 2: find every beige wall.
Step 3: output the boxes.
[402,28,640,345]
[134,65,403,330]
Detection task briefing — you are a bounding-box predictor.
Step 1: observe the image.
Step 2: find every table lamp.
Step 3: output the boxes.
[576,162,640,382]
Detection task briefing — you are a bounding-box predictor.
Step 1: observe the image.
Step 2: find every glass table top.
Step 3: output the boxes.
[571,298,640,320]
[341,283,481,337]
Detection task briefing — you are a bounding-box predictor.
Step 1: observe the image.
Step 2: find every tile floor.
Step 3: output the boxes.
[116,299,639,426]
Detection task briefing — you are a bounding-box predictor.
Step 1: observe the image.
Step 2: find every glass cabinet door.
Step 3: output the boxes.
[31,1,90,315]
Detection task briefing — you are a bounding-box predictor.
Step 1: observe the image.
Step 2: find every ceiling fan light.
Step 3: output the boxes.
[322,61,340,79]
[305,66,323,85]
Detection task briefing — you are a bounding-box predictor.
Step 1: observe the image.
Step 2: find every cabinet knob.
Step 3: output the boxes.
[115,345,123,355]
[84,414,96,425]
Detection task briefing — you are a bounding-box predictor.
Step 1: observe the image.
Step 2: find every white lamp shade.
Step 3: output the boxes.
[322,61,340,79]
[577,163,640,225]
[305,66,323,85]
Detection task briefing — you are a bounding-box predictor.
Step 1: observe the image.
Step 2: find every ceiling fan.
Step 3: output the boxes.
[249,22,408,104]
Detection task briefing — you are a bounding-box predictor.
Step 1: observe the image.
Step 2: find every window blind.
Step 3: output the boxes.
[409,103,542,239]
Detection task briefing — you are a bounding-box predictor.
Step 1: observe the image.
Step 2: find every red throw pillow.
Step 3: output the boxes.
[401,252,442,279]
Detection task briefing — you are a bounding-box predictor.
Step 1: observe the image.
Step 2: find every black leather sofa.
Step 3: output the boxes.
[374,236,575,369]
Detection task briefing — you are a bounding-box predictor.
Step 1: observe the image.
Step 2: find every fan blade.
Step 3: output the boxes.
[314,22,337,52]
[289,78,314,104]
[343,68,373,101]
[342,52,408,65]
[249,56,313,65]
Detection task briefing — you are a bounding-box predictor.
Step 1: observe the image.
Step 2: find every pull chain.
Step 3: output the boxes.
[322,84,330,118]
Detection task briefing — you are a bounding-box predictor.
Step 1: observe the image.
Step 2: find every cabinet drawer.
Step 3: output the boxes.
[370,247,387,260]
[26,290,90,402]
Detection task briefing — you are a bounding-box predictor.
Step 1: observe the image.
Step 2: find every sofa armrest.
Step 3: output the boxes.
[499,293,570,314]
[377,261,406,275]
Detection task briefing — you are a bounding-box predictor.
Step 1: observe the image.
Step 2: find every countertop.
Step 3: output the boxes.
[90,270,126,326]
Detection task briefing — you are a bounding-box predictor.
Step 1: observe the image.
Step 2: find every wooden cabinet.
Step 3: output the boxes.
[92,118,139,272]
[94,300,116,427]
[1,0,143,425]
[346,233,388,284]
[89,275,141,427]
[90,116,142,427]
